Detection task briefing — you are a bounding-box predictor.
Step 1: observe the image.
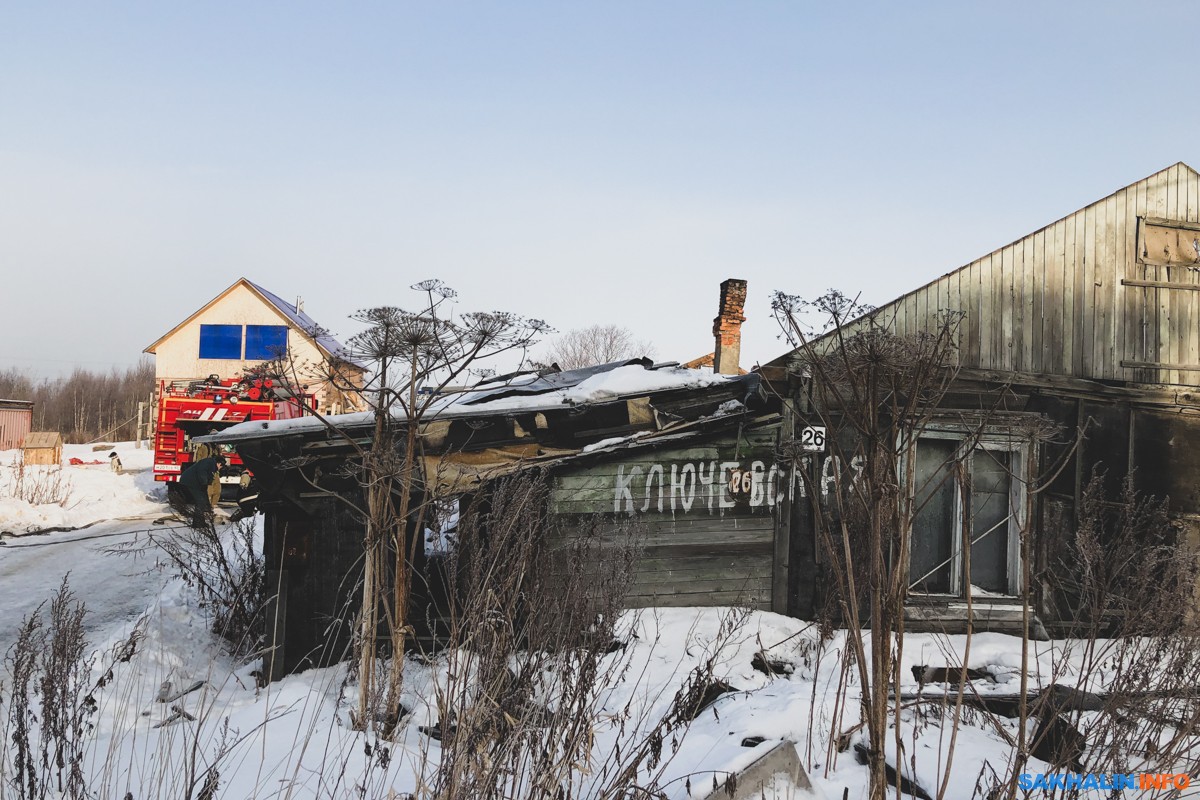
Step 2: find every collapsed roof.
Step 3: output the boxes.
[198,359,775,497]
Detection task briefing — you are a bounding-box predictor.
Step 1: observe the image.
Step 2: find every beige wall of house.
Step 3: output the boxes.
[149,282,365,414]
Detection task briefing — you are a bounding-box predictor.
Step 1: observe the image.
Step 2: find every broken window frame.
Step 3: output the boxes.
[904,426,1031,599]
[1136,216,1200,268]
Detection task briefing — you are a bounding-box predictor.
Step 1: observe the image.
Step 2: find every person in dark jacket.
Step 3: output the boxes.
[173,455,225,527]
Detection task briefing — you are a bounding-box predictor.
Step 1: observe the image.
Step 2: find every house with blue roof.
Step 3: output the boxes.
[144,278,367,414]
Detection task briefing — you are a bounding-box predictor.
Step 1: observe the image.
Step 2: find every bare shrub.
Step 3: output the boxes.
[1046,473,1195,636]
[1018,474,1200,793]
[129,517,265,658]
[1,577,93,800]
[3,454,71,507]
[404,471,748,799]
[275,280,551,730]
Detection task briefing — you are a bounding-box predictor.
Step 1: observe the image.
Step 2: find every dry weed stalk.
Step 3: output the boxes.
[3,454,70,508]
[1,577,92,800]
[111,517,265,659]
[399,471,750,799]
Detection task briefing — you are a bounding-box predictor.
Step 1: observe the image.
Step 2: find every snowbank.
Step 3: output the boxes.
[0,441,166,534]
[69,593,1110,799]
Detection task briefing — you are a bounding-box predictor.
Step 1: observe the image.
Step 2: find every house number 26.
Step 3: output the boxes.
[799,425,826,452]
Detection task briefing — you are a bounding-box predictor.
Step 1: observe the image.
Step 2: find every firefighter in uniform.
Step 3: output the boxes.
[172,454,225,528]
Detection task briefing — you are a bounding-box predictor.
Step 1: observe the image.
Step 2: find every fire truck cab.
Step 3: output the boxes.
[153,373,314,497]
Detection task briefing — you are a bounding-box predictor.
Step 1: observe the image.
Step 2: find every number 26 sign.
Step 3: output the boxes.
[799,425,826,452]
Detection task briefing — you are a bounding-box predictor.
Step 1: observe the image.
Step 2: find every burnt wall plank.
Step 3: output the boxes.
[1132,409,1200,513]
[1078,400,1131,497]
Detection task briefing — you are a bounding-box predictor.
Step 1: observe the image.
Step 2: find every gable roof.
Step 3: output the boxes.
[144,278,365,368]
[866,161,1198,323]
[244,281,364,367]
[766,161,1200,382]
[23,432,62,449]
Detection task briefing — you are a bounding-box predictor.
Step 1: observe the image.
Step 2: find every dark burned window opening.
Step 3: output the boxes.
[907,429,1029,598]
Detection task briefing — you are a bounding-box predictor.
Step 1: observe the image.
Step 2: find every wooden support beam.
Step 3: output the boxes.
[1121,278,1200,291]
[1120,360,1200,372]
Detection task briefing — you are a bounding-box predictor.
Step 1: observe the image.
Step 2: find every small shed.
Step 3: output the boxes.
[0,399,33,450]
[23,432,63,466]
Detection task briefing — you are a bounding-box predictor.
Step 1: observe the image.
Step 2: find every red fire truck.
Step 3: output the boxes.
[153,373,314,493]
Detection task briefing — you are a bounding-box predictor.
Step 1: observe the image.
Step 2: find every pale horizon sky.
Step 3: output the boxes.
[3,2,1199,378]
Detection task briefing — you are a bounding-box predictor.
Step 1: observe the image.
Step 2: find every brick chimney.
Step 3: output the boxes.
[712,278,747,375]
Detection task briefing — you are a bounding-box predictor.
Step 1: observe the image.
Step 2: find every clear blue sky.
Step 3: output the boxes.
[1,1,1195,376]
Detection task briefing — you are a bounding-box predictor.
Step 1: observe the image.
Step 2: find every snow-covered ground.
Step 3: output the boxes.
[0,440,174,666]
[1,444,1197,798]
[17,574,1193,800]
[0,518,175,650]
[0,441,166,535]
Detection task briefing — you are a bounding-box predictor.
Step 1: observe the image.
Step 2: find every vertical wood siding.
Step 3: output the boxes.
[879,163,1200,385]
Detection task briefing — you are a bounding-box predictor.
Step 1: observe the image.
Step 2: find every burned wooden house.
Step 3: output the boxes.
[202,353,789,678]
[764,161,1200,634]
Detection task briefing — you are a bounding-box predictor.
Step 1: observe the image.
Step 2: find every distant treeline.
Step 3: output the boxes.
[0,360,155,443]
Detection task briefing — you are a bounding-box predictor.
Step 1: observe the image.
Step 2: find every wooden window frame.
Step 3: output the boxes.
[905,426,1030,598]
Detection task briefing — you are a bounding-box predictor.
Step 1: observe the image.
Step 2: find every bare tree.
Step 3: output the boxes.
[273,280,550,733]
[0,360,154,443]
[539,324,653,370]
[772,289,1061,800]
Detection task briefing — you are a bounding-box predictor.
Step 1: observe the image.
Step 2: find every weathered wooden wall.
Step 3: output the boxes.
[263,498,364,680]
[882,162,1200,386]
[550,426,782,610]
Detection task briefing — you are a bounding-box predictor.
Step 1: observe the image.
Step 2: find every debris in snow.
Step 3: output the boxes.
[697,739,815,800]
[751,651,795,677]
[152,704,198,728]
[419,720,456,742]
[160,680,205,703]
[911,664,996,687]
[1031,711,1086,772]
[679,678,739,722]
[855,743,932,800]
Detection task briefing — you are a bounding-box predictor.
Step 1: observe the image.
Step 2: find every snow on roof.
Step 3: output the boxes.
[200,361,750,445]
[246,281,367,369]
[455,360,732,410]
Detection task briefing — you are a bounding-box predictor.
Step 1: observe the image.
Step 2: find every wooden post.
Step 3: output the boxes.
[136,401,146,448]
[148,390,157,444]
[773,392,794,613]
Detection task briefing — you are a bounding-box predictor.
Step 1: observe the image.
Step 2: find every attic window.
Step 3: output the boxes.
[1137,217,1200,268]
[199,324,243,359]
[245,325,288,360]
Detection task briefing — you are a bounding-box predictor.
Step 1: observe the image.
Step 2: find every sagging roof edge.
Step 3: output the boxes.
[196,371,765,447]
